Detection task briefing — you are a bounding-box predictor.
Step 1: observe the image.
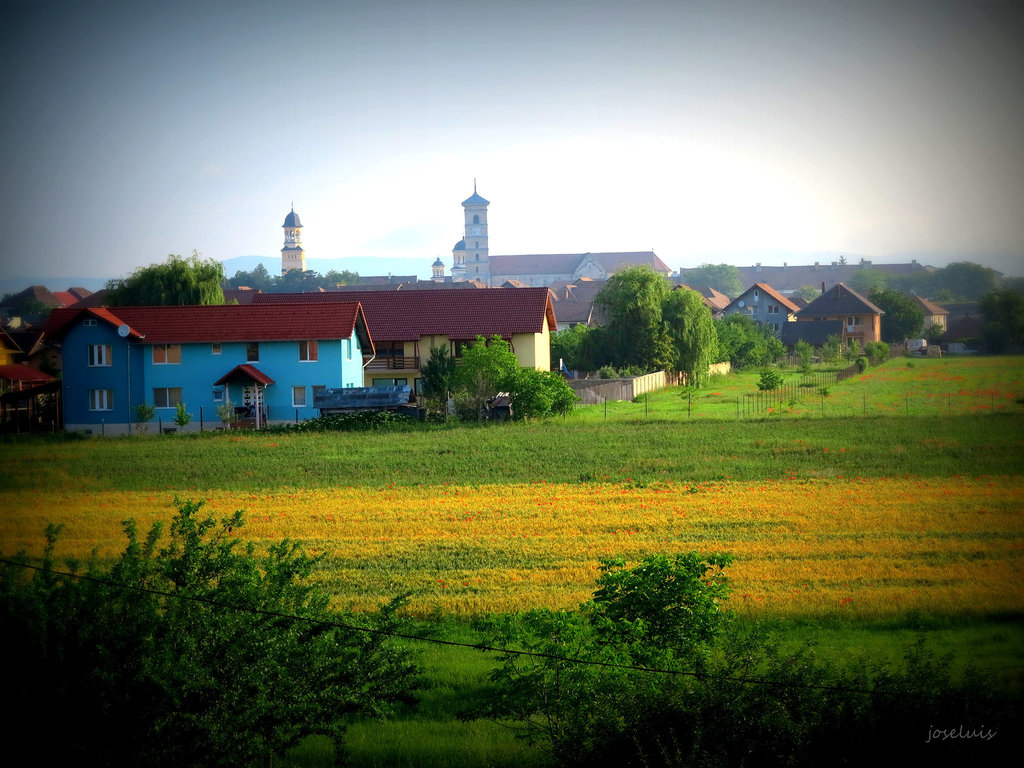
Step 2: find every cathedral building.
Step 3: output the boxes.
[445,185,670,287]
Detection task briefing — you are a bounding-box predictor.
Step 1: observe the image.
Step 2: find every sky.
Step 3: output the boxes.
[2,0,1022,290]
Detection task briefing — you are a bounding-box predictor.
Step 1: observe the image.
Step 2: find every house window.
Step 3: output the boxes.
[88,389,113,411]
[299,340,318,362]
[246,342,259,362]
[211,343,222,355]
[292,386,307,407]
[346,338,352,360]
[83,319,97,327]
[768,304,779,314]
[88,344,112,367]
[152,344,182,364]
[153,387,183,408]
[213,388,224,403]
[372,377,408,387]
[847,316,862,326]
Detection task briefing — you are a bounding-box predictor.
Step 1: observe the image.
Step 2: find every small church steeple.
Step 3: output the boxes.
[281,206,306,275]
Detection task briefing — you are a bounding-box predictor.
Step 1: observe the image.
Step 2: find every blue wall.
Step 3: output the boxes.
[61,319,364,430]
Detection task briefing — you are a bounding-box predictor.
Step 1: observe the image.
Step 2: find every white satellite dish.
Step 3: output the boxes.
[738,300,745,308]
[117,324,131,338]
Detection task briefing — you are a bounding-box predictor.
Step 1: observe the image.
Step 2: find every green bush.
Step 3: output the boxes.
[757,367,784,391]
[856,356,869,372]
[0,500,420,767]
[864,340,890,364]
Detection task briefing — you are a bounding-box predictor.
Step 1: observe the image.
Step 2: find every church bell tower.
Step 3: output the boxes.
[452,182,489,284]
[281,206,306,275]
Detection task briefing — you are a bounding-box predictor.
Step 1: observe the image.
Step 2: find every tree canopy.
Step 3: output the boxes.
[661,287,718,386]
[713,314,784,369]
[980,288,1024,351]
[106,253,226,306]
[225,266,361,292]
[677,263,743,298]
[594,266,672,371]
[869,287,926,343]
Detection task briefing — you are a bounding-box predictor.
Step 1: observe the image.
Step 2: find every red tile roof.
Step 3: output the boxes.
[253,287,557,341]
[214,364,275,386]
[45,303,373,353]
[0,364,55,384]
[725,283,800,313]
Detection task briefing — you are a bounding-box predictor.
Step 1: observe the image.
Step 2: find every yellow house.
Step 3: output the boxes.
[253,287,556,390]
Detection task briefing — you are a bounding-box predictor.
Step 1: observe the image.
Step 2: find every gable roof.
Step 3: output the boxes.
[676,284,731,310]
[724,283,800,314]
[214,364,275,386]
[795,283,883,318]
[44,303,374,353]
[253,287,557,340]
[0,364,55,385]
[589,251,671,274]
[908,294,949,316]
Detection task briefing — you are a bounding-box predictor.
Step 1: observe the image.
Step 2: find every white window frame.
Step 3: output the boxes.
[292,385,307,407]
[212,388,224,403]
[152,344,182,364]
[153,387,183,409]
[299,340,319,362]
[88,344,112,367]
[88,389,113,411]
[211,343,222,355]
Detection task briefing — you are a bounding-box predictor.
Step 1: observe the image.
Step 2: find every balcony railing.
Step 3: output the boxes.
[364,355,420,371]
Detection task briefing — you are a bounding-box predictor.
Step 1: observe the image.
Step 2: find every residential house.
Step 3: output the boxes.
[721,283,799,333]
[547,278,607,328]
[908,294,949,332]
[45,302,372,435]
[792,283,883,345]
[675,284,731,318]
[253,287,556,389]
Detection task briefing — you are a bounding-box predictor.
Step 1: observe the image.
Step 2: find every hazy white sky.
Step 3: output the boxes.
[2,0,1022,285]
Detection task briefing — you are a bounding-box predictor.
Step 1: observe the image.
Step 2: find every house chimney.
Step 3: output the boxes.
[814,262,820,268]
[756,262,762,272]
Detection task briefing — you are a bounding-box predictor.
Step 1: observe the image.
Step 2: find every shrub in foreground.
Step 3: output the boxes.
[0,499,419,767]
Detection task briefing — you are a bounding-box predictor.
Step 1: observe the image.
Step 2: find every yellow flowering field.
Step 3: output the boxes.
[2,476,1021,619]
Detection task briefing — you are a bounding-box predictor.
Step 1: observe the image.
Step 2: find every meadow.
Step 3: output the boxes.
[1,355,1023,766]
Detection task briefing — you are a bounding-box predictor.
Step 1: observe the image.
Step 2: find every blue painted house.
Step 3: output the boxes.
[45,302,373,434]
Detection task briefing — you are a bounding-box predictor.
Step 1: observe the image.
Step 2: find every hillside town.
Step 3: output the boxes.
[1,185,1019,434]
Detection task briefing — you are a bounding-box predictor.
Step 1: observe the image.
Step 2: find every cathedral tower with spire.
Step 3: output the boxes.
[451,182,489,284]
[281,206,306,275]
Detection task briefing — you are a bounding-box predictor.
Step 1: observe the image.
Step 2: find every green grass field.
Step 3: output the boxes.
[2,355,1022,767]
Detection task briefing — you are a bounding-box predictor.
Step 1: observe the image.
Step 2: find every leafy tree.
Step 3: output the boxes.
[678,263,743,298]
[980,288,1024,348]
[132,402,156,434]
[324,269,360,286]
[930,261,1000,301]
[864,340,890,364]
[821,333,842,364]
[792,285,821,303]
[594,266,672,371]
[225,263,276,291]
[550,324,591,371]
[661,287,718,386]
[713,314,783,369]
[173,401,193,427]
[849,268,889,295]
[794,339,814,371]
[869,287,926,342]
[0,292,53,320]
[845,338,861,363]
[107,252,225,306]
[420,344,456,421]
[453,335,520,420]
[0,500,419,768]
[923,321,945,344]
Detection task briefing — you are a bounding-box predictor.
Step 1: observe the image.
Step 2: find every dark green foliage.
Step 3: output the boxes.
[792,285,820,302]
[980,288,1024,350]
[856,356,869,372]
[850,268,890,294]
[507,367,577,419]
[472,553,1015,768]
[106,252,226,306]
[225,265,361,292]
[420,344,457,421]
[714,314,784,369]
[869,288,926,343]
[594,266,673,371]
[930,261,1000,301]
[662,288,718,386]
[0,500,419,768]
[864,340,890,364]
[821,334,842,364]
[550,324,591,371]
[267,410,417,433]
[757,367,784,391]
[794,339,813,371]
[677,263,743,298]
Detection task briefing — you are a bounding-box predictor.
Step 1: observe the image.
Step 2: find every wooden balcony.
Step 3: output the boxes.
[364,355,420,371]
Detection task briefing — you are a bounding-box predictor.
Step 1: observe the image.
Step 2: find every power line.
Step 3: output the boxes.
[0,556,921,698]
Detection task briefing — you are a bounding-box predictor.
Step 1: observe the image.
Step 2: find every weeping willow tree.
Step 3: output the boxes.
[105,252,226,306]
[662,286,718,386]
